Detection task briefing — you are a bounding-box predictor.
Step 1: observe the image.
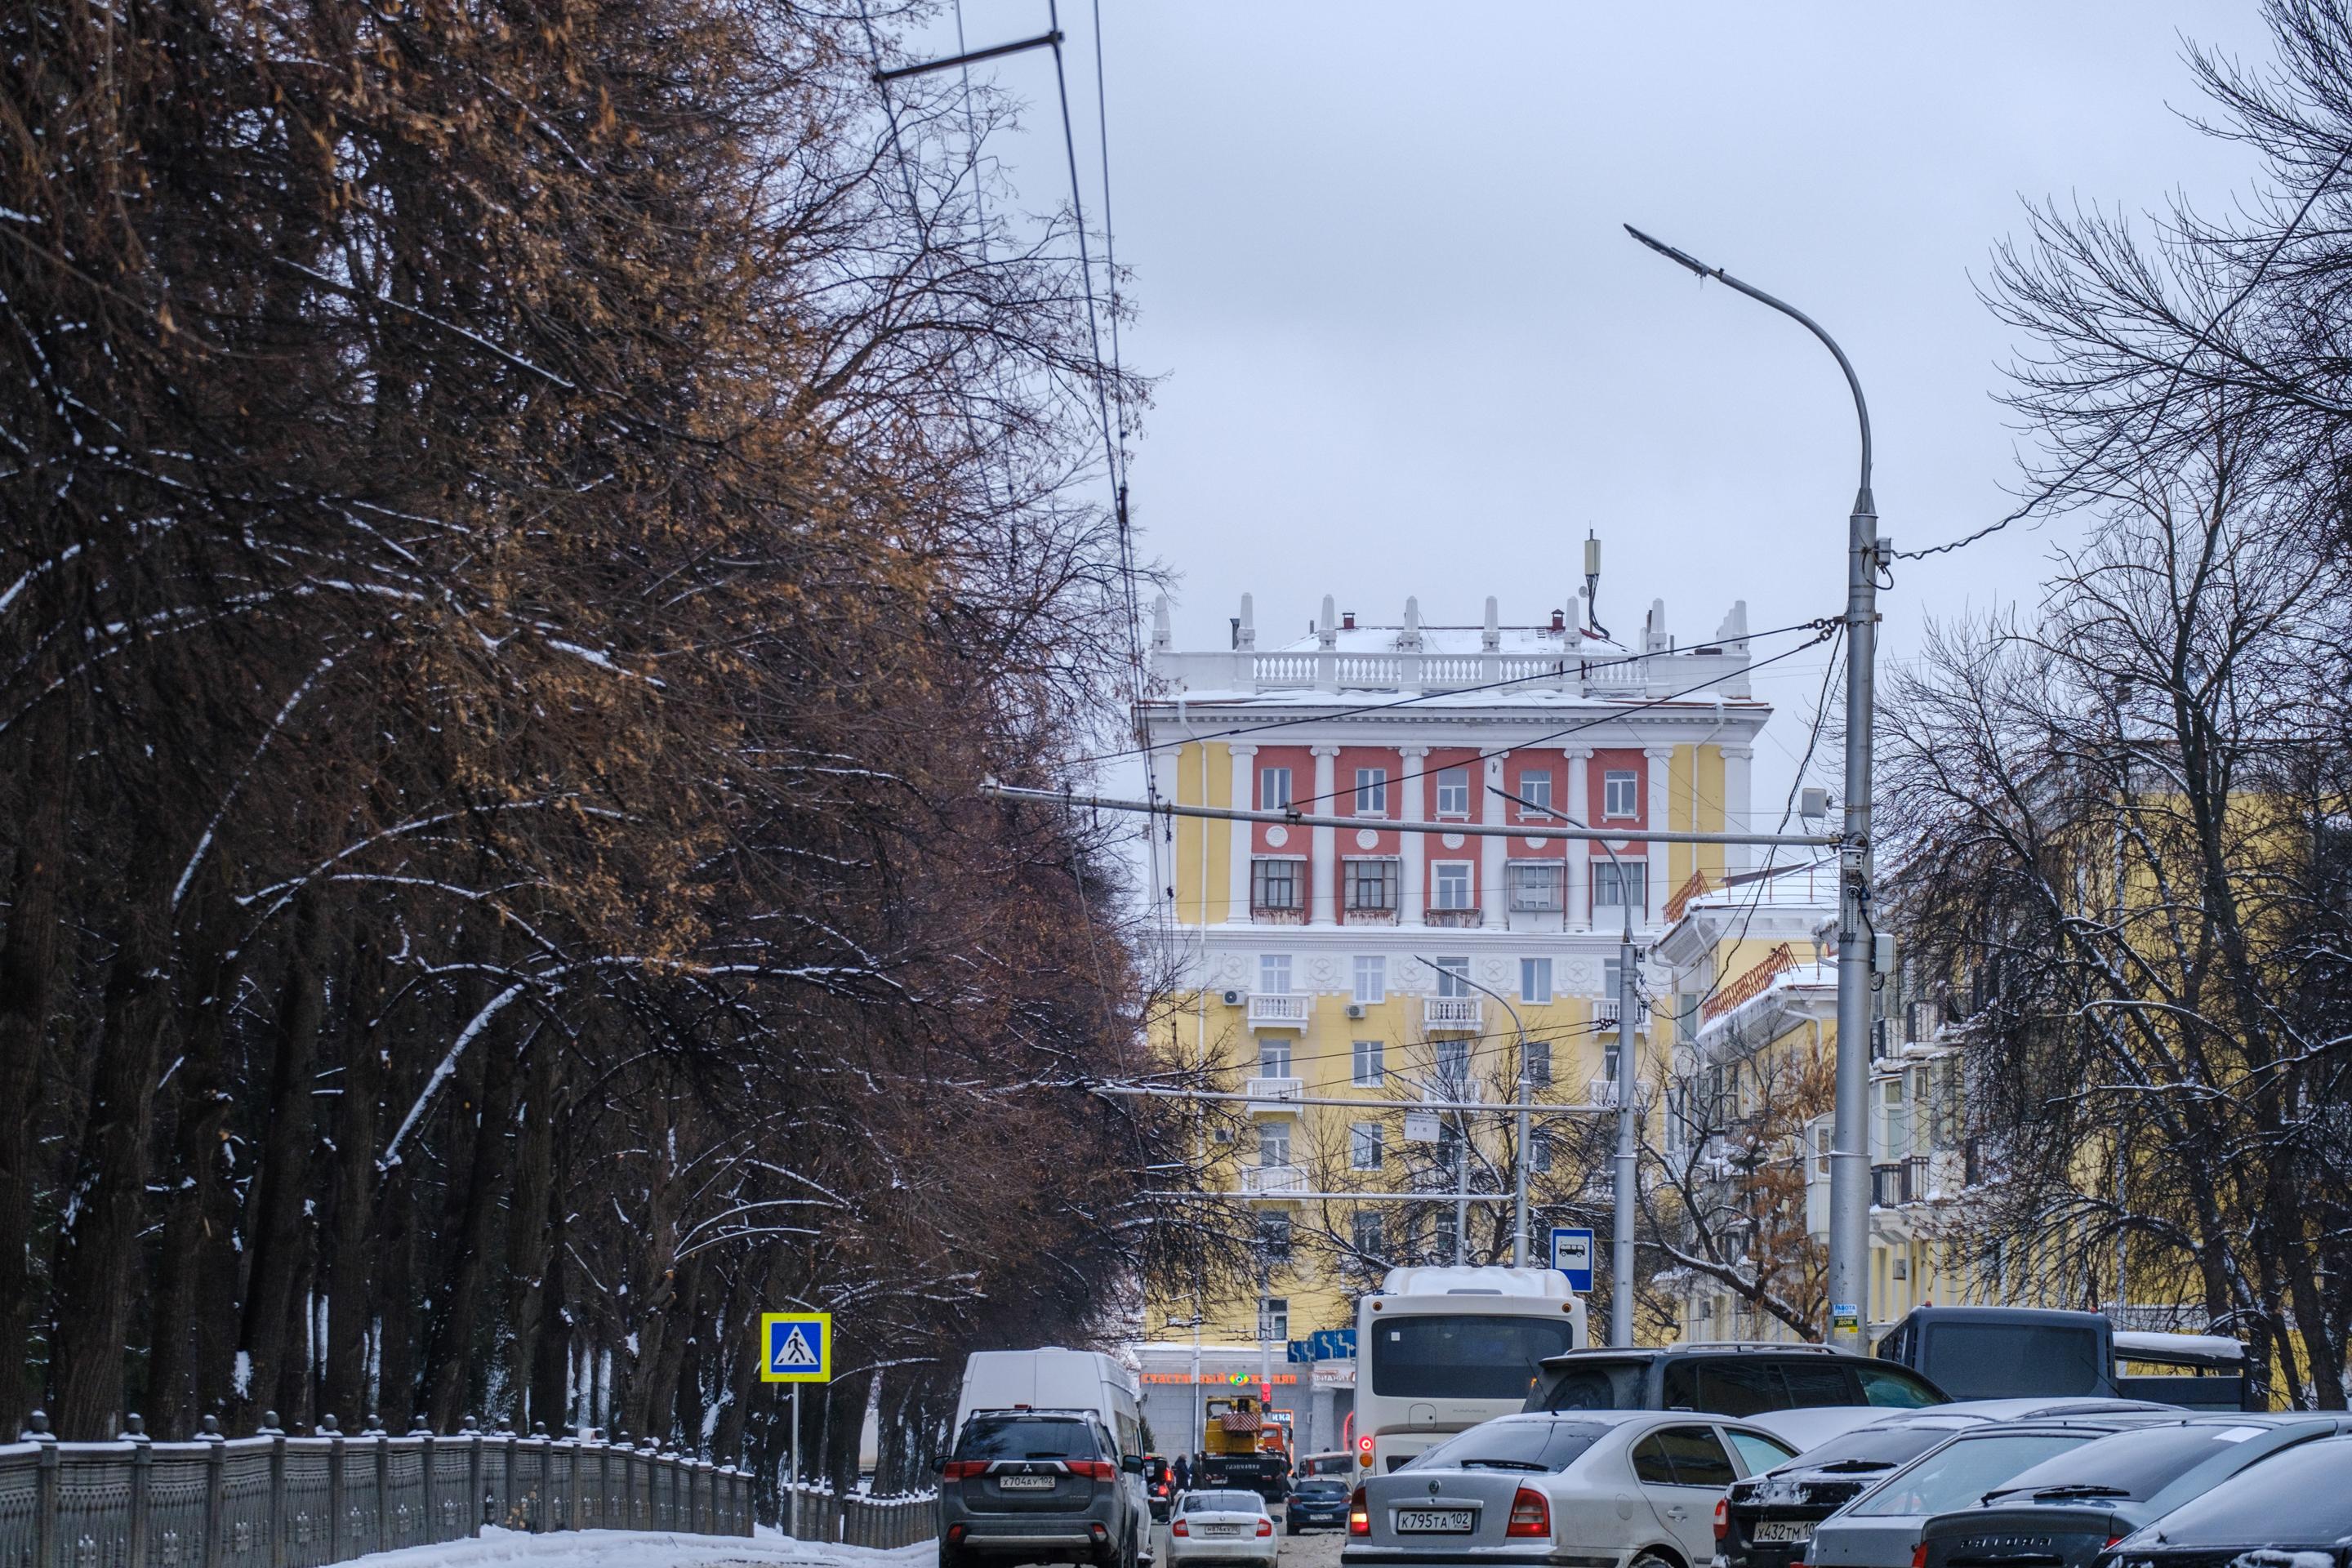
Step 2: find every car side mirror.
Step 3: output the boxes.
[1121,1454,1144,1474]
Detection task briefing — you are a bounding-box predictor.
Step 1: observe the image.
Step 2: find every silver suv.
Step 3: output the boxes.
[938,1410,1150,1568]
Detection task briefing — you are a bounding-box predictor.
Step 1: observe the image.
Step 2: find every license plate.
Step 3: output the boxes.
[1201,1525,1242,1539]
[1396,1510,1475,1534]
[997,1476,1054,1490]
[1755,1521,1814,1544]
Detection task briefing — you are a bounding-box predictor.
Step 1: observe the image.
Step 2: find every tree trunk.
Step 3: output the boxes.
[423,1011,521,1431]
[375,1161,420,1429]
[501,1031,559,1427]
[0,691,71,1437]
[236,893,327,1426]
[319,931,390,1428]
[48,836,176,1440]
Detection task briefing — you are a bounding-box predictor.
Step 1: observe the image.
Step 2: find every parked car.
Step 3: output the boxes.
[1524,1343,1949,1437]
[1725,1403,2191,1568]
[1288,1477,1353,1534]
[937,1408,1152,1568]
[1806,1416,2176,1568]
[1876,1308,2261,1412]
[1145,1458,1174,1523]
[1167,1490,1281,1568]
[1918,1415,2352,1568]
[1341,1409,1798,1568]
[2100,1435,2352,1568]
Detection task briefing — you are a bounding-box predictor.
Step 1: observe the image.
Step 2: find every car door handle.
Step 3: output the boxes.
[1663,1505,1689,1521]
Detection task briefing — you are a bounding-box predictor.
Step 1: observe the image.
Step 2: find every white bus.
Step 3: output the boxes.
[1352,1266,1587,1474]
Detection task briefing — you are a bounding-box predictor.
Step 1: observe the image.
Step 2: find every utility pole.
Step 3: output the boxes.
[1625,224,1880,1350]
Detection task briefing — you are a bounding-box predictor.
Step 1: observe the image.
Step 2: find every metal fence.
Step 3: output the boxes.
[780,1484,934,1549]
[0,1414,753,1568]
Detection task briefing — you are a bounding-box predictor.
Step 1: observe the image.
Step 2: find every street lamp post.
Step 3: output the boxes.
[1624,225,1880,1350]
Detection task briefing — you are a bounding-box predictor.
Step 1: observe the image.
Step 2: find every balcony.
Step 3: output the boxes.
[1247,994,1310,1030]
[1420,1077,1481,1104]
[1243,1076,1304,1109]
[1870,1160,1914,1207]
[1425,908,1484,929]
[1423,996,1483,1032]
[1586,1076,1656,1108]
[1241,1164,1306,1196]
[1250,902,1307,925]
[1595,997,1648,1031]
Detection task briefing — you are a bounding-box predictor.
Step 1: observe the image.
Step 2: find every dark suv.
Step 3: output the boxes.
[1524,1342,1948,1416]
[938,1410,1150,1568]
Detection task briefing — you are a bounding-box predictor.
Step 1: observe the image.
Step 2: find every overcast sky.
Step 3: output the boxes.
[903,1,2274,805]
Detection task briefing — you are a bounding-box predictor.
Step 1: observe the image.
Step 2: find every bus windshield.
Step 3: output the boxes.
[1370,1314,1582,1399]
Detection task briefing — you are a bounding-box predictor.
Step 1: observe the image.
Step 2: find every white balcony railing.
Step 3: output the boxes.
[1241,1164,1306,1196]
[1595,998,1648,1030]
[1587,1076,1657,1108]
[1247,994,1311,1028]
[1421,1077,1481,1104]
[1423,996,1483,1032]
[1243,1076,1304,1107]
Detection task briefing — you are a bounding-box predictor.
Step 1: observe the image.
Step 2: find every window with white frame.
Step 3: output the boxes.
[1435,1036,1469,1081]
[1525,1040,1552,1087]
[1259,953,1293,994]
[1520,956,1553,1004]
[1531,1131,1553,1173]
[1509,859,1563,911]
[1259,1296,1290,1340]
[1352,955,1386,1004]
[1432,1204,1459,1258]
[1258,1120,1291,1167]
[1258,766,1292,810]
[1601,1041,1620,1083]
[1251,858,1303,911]
[1343,858,1400,911]
[1813,1122,1833,1178]
[1593,859,1646,909]
[1257,1038,1291,1078]
[1435,766,1471,817]
[1433,956,1471,996]
[1432,861,1474,910]
[1352,1209,1384,1259]
[1602,768,1640,818]
[1601,956,1648,1020]
[1354,767,1388,815]
[1517,769,1554,816]
[1257,1214,1292,1261]
[1350,1121,1384,1170]
[1352,1038,1385,1088]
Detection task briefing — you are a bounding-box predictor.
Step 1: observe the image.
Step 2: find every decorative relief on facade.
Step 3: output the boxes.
[1478,956,1510,986]
[1211,953,1249,987]
[1265,825,1289,848]
[1309,955,1339,987]
[1562,957,1601,993]
[1355,828,1379,849]
[1441,832,1465,849]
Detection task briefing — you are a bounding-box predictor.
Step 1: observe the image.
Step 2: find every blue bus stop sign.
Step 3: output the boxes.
[1549,1227,1595,1293]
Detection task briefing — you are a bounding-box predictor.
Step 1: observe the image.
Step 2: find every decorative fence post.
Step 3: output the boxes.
[369,1418,390,1556]
[200,1417,226,1568]
[28,1413,56,1568]
[413,1419,435,1547]
[261,1412,287,1568]
[126,1414,153,1568]
[324,1415,346,1564]
[463,1419,484,1530]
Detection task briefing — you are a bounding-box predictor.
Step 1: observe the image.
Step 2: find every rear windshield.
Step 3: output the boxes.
[1294,1480,1351,1497]
[1989,1425,2278,1503]
[1848,1432,2097,1517]
[1410,1420,1609,1474]
[1924,1324,2103,1398]
[956,1415,1102,1462]
[1533,1358,1650,1411]
[1371,1315,1584,1400]
[2141,1439,2352,1546]
[1182,1492,1265,1514]
[1788,1423,1972,1473]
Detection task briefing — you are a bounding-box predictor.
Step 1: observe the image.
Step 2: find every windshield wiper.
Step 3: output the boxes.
[1816,1461,1896,1473]
[2028,1486,2132,1500]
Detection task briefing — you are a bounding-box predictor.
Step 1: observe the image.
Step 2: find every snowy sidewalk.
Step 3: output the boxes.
[333,1526,933,1568]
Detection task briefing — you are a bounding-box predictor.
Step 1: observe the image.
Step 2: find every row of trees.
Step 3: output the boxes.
[1879,0,2352,1405]
[0,0,1229,1493]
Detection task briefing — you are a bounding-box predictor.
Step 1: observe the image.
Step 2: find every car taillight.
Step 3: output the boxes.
[1506,1487,1550,1539]
[1715,1498,1729,1543]
[942,1461,987,1481]
[1348,1488,1370,1537]
[2105,1539,2126,1551]
[1171,1519,1188,1538]
[1912,1546,1929,1568]
[1068,1460,1116,1481]
[1257,1520,1274,1538]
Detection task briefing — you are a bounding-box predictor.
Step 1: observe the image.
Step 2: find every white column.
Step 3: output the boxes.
[1310,745,1340,925]
[1400,746,1428,925]
[1644,746,1675,928]
[1722,744,1753,874]
[1563,746,1592,930]
[1229,744,1257,921]
[1481,753,1508,928]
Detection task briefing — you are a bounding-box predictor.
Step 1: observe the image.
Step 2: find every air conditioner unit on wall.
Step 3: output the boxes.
[1345,1002,1367,1019]
[1220,988,1245,1006]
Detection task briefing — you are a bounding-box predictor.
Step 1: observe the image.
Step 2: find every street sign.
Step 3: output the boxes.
[759,1312,832,1383]
[1549,1227,1595,1293]
[1403,1111,1441,1144]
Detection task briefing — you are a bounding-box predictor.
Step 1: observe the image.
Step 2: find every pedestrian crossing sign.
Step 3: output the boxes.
[760,1312,832,1383]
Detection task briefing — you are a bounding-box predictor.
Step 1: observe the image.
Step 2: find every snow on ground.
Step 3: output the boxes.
[335,1526,933,1568]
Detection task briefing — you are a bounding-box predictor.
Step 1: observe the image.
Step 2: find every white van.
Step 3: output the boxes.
[955,1348,1147,1462]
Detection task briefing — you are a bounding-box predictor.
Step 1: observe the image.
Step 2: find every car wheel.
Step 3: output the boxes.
[1630,1552,1677,1568]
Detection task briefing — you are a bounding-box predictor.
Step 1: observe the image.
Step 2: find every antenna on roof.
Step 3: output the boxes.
[1583,530,1610,642]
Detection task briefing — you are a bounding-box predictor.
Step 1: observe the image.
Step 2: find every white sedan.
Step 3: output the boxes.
[1341,1410,1799,1568]
[1166,1489,1281,1567]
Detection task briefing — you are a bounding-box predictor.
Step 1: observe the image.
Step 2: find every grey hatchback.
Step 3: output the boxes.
[938,1410,1152,1568]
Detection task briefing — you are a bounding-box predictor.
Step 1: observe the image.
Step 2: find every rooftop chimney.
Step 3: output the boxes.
[1342,610,1356,630]
[1550,608,1566,633]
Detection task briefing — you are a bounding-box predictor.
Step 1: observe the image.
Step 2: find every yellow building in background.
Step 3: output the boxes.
[1129,587,1768,1449]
